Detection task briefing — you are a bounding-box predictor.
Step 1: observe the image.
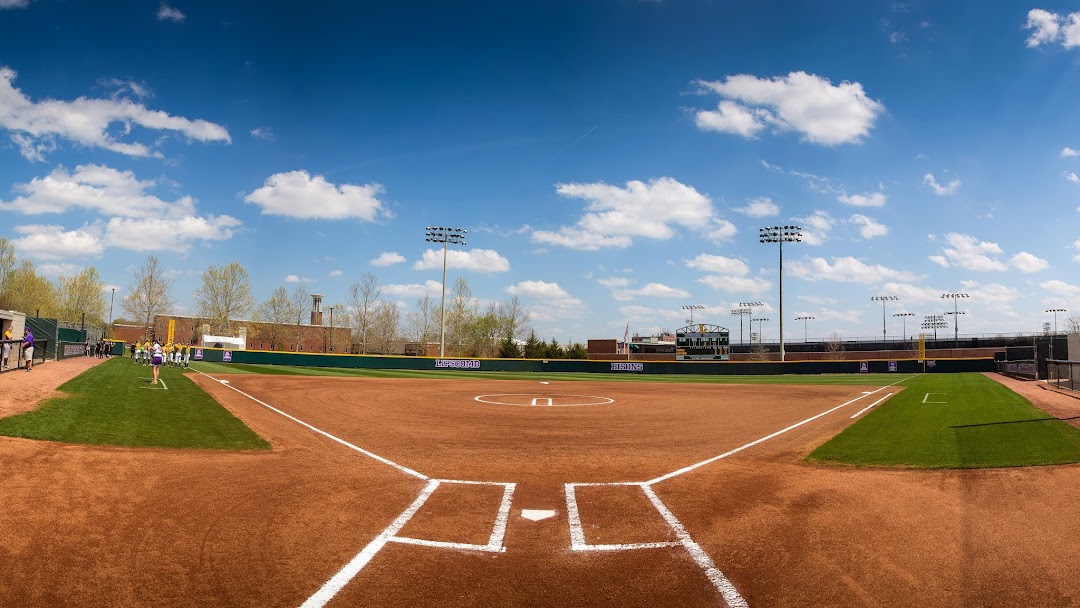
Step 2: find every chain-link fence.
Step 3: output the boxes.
[1047,360,1079,392]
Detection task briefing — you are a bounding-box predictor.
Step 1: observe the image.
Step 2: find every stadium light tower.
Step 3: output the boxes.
[734,302,761,346]
[760,225,801,361]
[682,304,705,325]
[795,315,814,343]
[1047,308,1066,360]
[871,295,899,350]
[894,312,915,341]
[942,292,969,348]
[922,315,948,341]
[752,317,770,345]
[425,226,467,358]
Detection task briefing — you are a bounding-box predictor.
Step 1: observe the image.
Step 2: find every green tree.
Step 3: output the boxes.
[544,337,565,359]
[497,331,522,358]
[565,342,587,359]
[1,260,58,317]
[0,237,15,304]
[194,261,253,335]
[522,330,543,359]
[56,267,107,325]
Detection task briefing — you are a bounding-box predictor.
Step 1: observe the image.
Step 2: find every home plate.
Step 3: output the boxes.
[521,509,556,521]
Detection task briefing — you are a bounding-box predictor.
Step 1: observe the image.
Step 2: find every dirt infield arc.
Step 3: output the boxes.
[1,362,1079,607]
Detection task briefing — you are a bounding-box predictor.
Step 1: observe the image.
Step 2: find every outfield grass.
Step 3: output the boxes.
[0,358,269,450]
[808,373,1080,468]
[189,361,915,386]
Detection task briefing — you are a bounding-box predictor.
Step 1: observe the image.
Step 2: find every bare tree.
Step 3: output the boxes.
[404,294,438,345]
[328,304,353,353]
[496,295,531,342]
[56,267,107,325]
[445,277,477,355]
[369,300,400,354]
[253,286,297,350]
[121,255,174,339]
[289,283,311,351]
[194,262,253,334]
[348,273,381,354]
[825,331,846,360]
[1066,315,1080,335]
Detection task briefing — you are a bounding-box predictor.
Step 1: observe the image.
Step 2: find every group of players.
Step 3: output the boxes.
[131,341,193,368]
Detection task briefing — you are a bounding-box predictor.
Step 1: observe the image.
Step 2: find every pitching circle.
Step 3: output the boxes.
[474,393,615,407]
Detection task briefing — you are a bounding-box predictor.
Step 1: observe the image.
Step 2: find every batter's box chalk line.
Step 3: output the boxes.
[564,482,748,608]
[389,479,516,553]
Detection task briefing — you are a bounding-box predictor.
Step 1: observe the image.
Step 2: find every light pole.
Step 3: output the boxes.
[752,317,770,345]
[1047,308,1066,360]
[108,287,115,339]
[735,302,761,346]
[328,306,334,353]
[871,295,899,350]
[894,312,915,341]
[425,226,467,358]
[922,315,947,342]
[941,293,969,348]
[760,225,802,362]
[795,315,814,343]
[682,304,705,325]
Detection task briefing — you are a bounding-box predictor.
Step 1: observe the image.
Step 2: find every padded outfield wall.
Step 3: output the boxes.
[194,347,994,375]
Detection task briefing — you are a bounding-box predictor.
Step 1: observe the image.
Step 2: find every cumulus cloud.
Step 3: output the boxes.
[1039,279,1080,299]
[370,252,405,267]
[608,282,690,302]
[1062,146,1079,158]
[12,224,104,260]
[329,270,343,278]
[1024,9,1080,48]
[412,248,510,273]
[685,253,750,275]
[923,173,961,196]
[383,280,443,299]
[733,197,779,217]
[793,210,835,246]
[693,71,885,146]
[0,0,31,9]
[102,215,240,253]
[849,214,888,239]
[157,2,185,22]
[0,164,195,218]
[244,170,391,221]
[1009,251,1049,273]
[531,177,734,250]
[697,274,772,295]
[837,191,886,207]
[1065,171,1080,183]
[930,233,1007,271]
[0,66,228,161]
[788,256,921,283]
[1073,238,1080,263]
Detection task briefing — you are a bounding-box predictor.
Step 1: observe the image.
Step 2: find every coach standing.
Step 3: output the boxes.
[22,327,34,372]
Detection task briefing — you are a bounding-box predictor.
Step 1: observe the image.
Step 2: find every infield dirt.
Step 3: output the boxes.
[0,365,1078,607]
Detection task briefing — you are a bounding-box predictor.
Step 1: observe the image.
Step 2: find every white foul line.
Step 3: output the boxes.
[849,393,894,419]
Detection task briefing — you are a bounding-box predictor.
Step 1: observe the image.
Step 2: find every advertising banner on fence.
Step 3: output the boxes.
[194,348,203,360]
[223,351,232,362]
[435,359,480,369]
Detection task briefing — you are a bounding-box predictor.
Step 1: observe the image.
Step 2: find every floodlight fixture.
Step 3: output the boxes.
[1047,308,1067,359]
[893,312,915,340]
[921,314,948,341]
[795,315,815,343]
[425,226,468,357]
[731,308,752,346]
[941,293,970,348]
[751,317,770,345]
[682,304,705,325]
[871,295,900,350]
[758,225,802,362]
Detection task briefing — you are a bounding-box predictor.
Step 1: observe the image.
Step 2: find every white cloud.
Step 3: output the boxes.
[610,283,690,302]
[1073,238,1080,263]
[1009,251,1049,273]
[932,233,1007,271]
[383,280,443,299]
[412,248,510,273]
[694,100,765,138]
[849,214,888,239]
[102,215,240,253]
[532,177,733,249]
[837,191,886,207]
[1024,9,1080,48]
[788,256,921,283]
[880,283,945,305]
[244,170,391,221]
[1065,171,1080,183]
[0,164,196,218]
[619,305,686,324]
[1039,279,1080,299]
[923,173,961,196]
[39,263,81,276]
[733,197,779,217]
[929,255,949,268]
[685,253,750,276]
[249,127,276,141]
[12,224,103,260]
[793,210,835,246]
[157,2,185,22]
[0,0,31,8]
[370,252,405,267]
[329,270,343,278]
[597,277,631,288]
[0,66,228,161]
[693,71,885,146]
[284,275,300,283]
[507,280,574,300]
[1062,147,1079,158]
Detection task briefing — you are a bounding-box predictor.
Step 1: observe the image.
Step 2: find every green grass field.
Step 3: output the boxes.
[189,360,916,385]
[809,373,1080,468]
[0,358,269,450]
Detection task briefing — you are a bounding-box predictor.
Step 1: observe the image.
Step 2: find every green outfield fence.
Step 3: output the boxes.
[192,347,994,375]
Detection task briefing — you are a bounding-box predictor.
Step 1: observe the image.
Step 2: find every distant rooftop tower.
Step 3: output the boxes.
[311,293,323,325]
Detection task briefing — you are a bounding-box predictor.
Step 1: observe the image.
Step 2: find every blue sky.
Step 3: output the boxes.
[2,0,1079,344]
